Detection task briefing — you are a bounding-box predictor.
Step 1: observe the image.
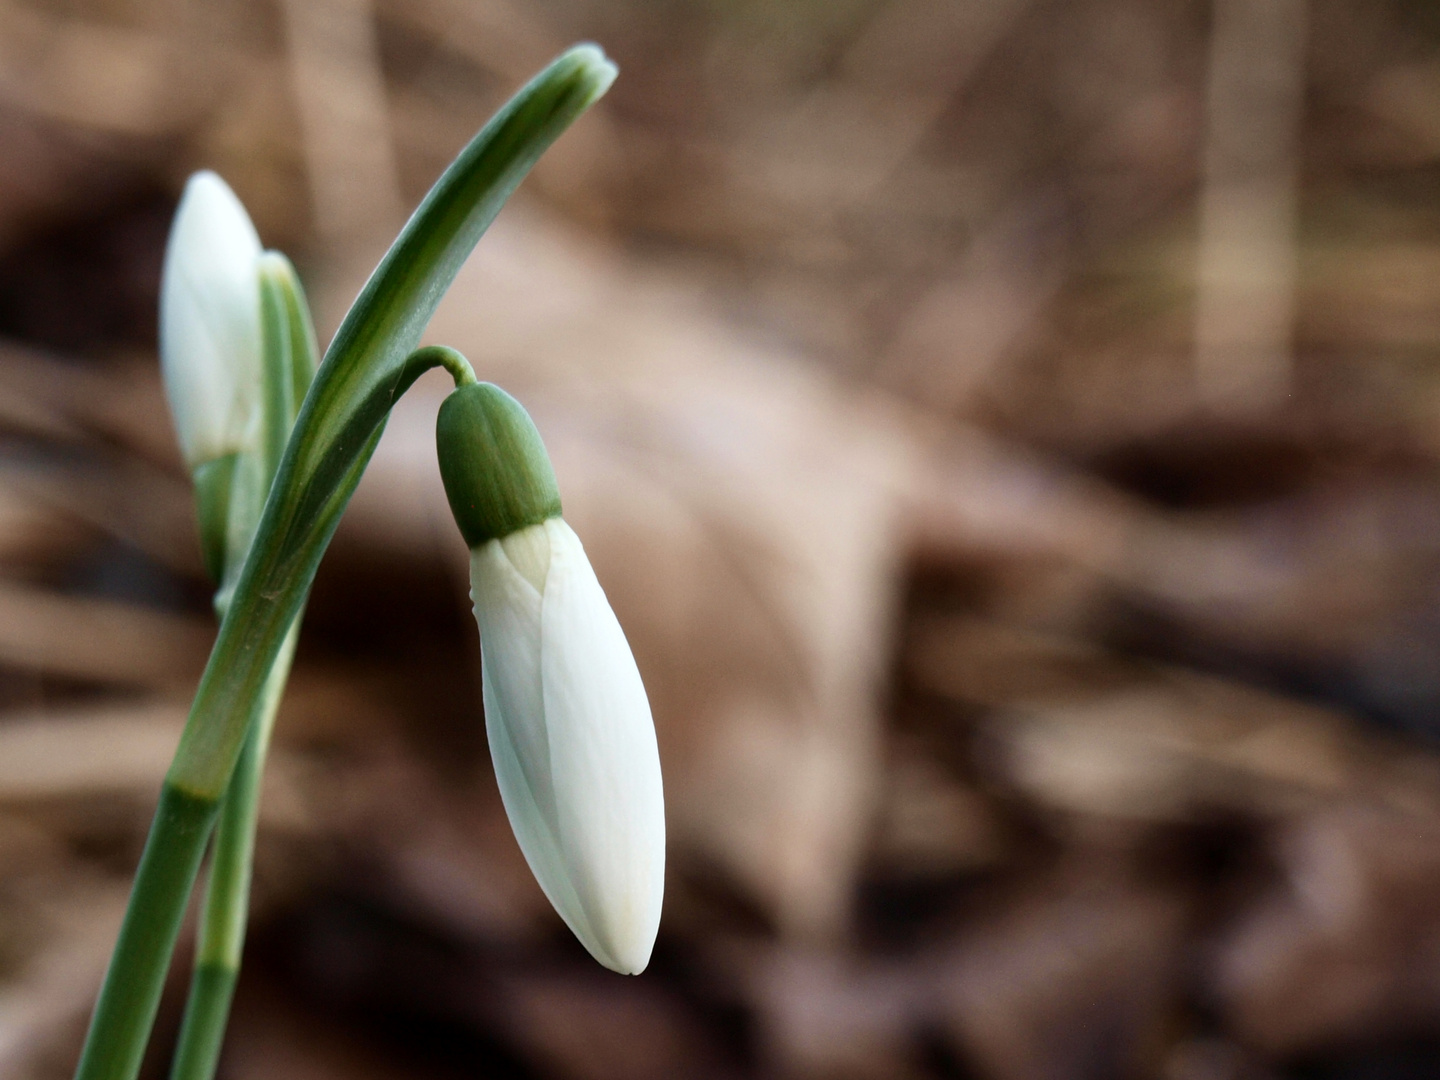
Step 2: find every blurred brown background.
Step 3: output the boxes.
[3,1,1440,1078]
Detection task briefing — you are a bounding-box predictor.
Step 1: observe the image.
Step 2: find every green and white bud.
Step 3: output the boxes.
[437,383,665,975]
[160,171,264,471]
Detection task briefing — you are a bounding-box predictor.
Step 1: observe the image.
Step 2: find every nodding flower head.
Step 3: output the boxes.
[437,382,665,975]
[160,171,264,471]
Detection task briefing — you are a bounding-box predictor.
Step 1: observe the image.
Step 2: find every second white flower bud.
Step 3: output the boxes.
[159,171,264,471]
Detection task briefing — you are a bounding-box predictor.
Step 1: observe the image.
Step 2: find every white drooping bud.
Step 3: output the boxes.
[470,519,666,974]
[159,171,264,470]
[437,382,665,975]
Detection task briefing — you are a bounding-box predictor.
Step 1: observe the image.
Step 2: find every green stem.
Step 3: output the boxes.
[72,613,303,1080]
[168,620,299,1080]
[71,46,614,1080]
[71,786,219,1080]
[429,345,478,388]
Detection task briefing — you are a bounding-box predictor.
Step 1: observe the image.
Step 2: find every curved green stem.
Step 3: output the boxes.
[71,45,616,1080]
[426,344,478,388]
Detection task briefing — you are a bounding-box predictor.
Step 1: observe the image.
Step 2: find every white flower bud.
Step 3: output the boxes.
[470,517,665,974]
[160,171,263,469]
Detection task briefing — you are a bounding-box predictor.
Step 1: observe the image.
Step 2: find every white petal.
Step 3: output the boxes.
[540,519,666,974]
[470,530,600,952]
[160,171,263,468]
[469,520,666,974]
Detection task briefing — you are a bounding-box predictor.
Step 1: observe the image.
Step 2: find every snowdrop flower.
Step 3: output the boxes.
[159,171,263,471]
[437,382,665,974]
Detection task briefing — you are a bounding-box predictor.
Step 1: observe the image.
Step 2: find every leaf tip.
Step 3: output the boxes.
[564,42,618,105]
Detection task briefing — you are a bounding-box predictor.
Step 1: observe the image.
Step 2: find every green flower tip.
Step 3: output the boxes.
[437,382,562,547]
